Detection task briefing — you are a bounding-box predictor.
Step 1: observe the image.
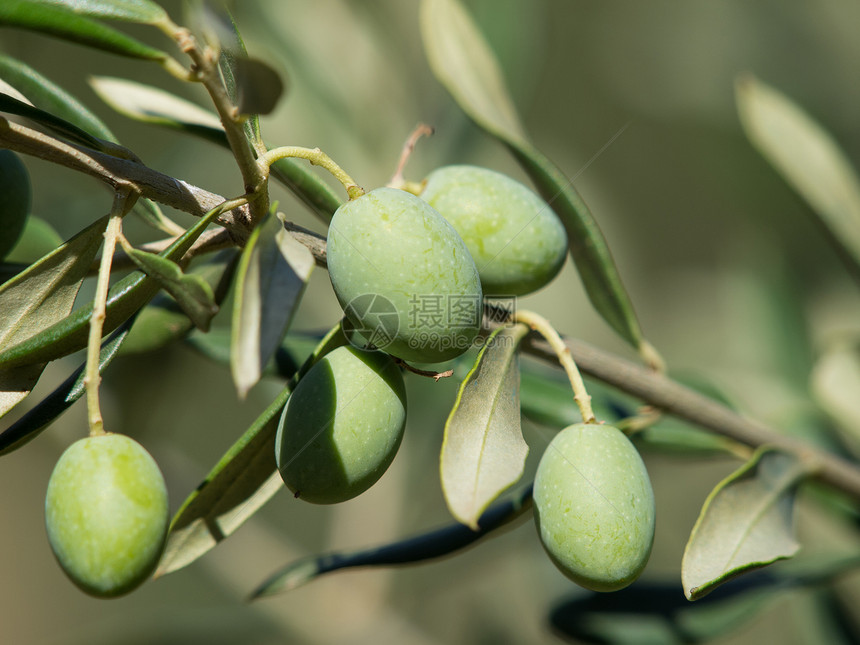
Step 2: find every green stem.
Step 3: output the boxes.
[85,189,136,436]
[259,147,364,200]
[513,309,596,424]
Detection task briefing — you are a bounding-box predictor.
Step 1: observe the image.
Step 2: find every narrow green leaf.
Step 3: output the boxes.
[811,340,860,452]
[0,216,107,418]
[217,9,263,146]
[419,0,527,145]
[250,484,533,599]
[156,322,347,577]
[682,447,815,600]
[506,145,644,348]
[124,248,218,332]
[89,76,227,146]
[441,323,529,528]
[36,0,167,24]
[0,53,116,140]
[737,75,860,275]
[0,150,31,260]
[231,211,314,398]
[0,91,109,152]
[0,0,168,60]
[120,250,238,355]
[231,57,284,117]
[0,315,135,455]
[0,203,226,368]
[420,0,646,351]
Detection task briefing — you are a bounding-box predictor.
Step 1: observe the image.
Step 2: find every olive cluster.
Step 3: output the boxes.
[44,166,654,597]
[277,165,569,504]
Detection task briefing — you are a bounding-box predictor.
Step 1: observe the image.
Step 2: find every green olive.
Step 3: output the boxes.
[420,165,567,296]
[533,423,655,591]
[327,187,482,363]
[276,346,407,504]
[0,150,32,260]
[44,433,169,598]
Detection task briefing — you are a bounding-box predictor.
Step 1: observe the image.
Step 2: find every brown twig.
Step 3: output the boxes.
[0,119,253,243]
[393,357,453,381]
[387,123,434,190]
[167,24,269,223]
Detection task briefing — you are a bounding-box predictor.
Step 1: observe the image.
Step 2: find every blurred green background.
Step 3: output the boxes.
[2,1,860,643]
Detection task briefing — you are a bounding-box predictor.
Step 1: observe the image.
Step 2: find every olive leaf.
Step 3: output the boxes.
[250,484,534,599]
[120,250,238,355]
[230,57,284,117]
[35,0,167,24]
[737,75,860,277]
[0,91,112,152]
[420,0,647,353]
[155,391,288,578]
[0,0,168,60]
[0,216,107,419]
[0,316,135,455]
[231,211,314,398]
[441,323,530,529]
[89,76,227,146]
[0,202,226,369]
[419,0,527,145]
[0,53,116,140]
[156,323,347,578]
[682,447,816,600]
[122,247,218,332]
[216,7,263,146]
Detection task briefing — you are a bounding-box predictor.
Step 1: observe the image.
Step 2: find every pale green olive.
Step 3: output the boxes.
[327,187,482,363]
[533,423,655,592]
[45,433,169,598]
[420,165,567,296]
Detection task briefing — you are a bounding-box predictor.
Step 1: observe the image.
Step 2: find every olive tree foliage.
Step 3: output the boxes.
[2,0,860,641]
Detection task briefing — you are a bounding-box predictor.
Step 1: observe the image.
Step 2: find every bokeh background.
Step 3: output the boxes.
[2,1,860,643]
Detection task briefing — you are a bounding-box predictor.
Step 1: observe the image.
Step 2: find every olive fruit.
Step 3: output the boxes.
[533,423,655,592]
[326,187,482,363]
[0,150,32,260]
[44,433,169,598]
[276,346,407,504]
[420,165,567,296]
